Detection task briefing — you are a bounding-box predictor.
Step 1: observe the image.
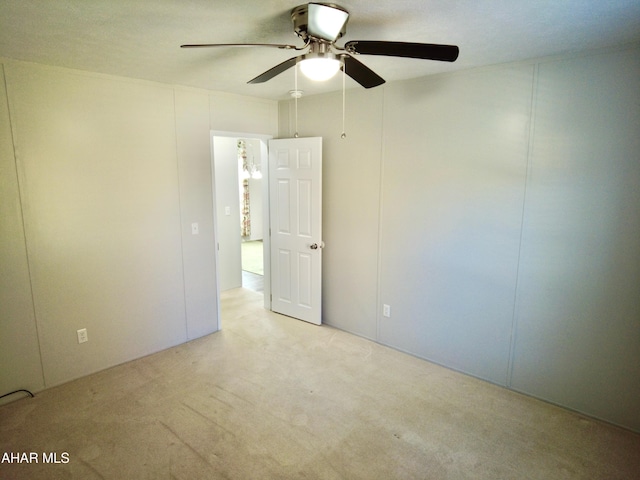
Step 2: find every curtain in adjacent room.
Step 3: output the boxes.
[238,139,251,237]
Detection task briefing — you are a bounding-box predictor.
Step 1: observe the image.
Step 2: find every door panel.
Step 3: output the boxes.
[269,137,322,325]
[276,179,291,234]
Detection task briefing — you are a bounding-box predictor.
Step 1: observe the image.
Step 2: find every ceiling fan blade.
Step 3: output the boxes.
[341,55,385,89]
[181,43,299,50]
[345,41,459,62]
[248,56,300,84]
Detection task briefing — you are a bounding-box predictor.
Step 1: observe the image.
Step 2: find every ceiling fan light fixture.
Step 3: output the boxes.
[299,53,342,81]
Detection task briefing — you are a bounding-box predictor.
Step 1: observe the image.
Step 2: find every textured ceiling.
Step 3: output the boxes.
[1,0,639,100]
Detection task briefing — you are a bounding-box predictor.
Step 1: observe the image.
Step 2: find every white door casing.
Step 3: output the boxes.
[269,137,322,325]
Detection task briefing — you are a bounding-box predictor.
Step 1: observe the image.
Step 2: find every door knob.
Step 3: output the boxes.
[310,243,318,250]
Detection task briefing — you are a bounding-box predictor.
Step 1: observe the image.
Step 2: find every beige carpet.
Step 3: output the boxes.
[241,240,263,275]
[1,287,639,479]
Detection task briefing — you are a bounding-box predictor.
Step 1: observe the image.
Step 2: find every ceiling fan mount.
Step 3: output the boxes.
[181,2,459,89]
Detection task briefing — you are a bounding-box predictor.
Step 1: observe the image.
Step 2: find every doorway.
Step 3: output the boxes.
[211,131,272,315]
[211,133,323,328]
[238,137,264,293]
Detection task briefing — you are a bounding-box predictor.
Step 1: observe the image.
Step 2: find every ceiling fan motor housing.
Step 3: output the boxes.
[291,3,349,43]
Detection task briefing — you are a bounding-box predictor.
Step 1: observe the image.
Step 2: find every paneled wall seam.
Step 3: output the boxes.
[1,63,47,388]
[374,87,387,342]
[505,63,539,388]
[506,63,539,388]
[172,89,191,339]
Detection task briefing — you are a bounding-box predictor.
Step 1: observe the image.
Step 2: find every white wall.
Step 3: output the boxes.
[213,136,242,291]
[279,44,640,432]
[0,59,277,399]
[380,64,533,384]
[510,48,640,429]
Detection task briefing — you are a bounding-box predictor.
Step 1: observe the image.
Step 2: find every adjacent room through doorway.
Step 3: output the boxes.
[211,132,272,319]
[238,137,264,293]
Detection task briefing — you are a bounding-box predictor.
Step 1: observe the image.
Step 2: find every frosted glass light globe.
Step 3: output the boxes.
[299,57,341,81]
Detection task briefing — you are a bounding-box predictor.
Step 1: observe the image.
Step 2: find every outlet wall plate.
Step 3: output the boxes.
[77,328,88,344]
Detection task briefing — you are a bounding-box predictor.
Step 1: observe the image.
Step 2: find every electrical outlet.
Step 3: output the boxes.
[77,328,88,344]
[383,304,391,318]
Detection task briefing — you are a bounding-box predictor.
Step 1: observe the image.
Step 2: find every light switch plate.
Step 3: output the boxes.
[191,223,199,235]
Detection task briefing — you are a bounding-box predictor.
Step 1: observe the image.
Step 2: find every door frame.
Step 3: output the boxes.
[210,130,273,318]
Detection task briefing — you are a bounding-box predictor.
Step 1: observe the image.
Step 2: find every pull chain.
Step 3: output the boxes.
[294,65,299,138]
[341,60,346,139]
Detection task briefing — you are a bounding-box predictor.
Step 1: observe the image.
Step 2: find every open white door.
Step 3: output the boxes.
[269,137,322,325]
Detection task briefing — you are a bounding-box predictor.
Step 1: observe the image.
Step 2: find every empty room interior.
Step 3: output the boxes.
[1,1,640,478]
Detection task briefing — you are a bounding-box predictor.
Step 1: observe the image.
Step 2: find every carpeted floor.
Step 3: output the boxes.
[1,287,639,479]
[241,240,263,275]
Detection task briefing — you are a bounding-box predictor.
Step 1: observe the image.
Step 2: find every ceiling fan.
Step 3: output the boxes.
[181,2,459,89]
